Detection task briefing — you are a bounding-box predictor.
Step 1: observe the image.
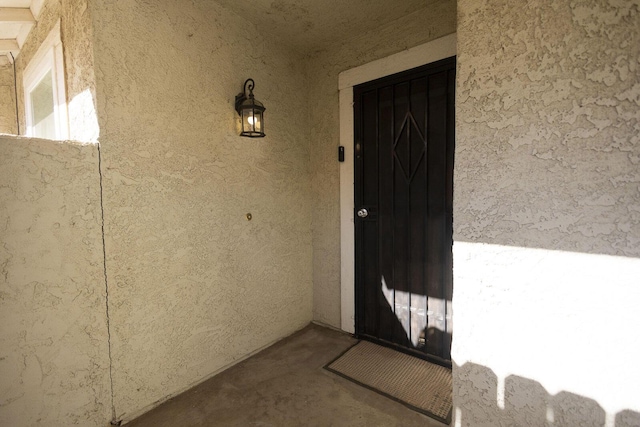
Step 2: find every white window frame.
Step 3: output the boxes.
[23,20,69,140]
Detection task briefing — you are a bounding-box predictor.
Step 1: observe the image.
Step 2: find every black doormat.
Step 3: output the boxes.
[325,340,452,424]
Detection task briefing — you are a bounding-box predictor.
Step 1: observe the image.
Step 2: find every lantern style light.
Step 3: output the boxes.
[235,78,265,138]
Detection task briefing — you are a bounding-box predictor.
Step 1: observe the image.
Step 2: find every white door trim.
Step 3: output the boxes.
[338,33,457,333]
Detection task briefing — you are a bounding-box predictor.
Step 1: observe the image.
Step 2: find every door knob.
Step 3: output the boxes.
[357,208,369,218]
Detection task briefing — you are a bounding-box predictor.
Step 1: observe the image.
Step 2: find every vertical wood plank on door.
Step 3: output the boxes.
[425,70,449,359]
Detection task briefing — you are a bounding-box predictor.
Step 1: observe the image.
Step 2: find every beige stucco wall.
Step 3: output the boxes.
[307,1,457,327]
[0,135,110,425]
[0,64,17,134]
[15,0,99,142]
[89,0,312,421]
[454,1,640,425]
[4,0,638,425]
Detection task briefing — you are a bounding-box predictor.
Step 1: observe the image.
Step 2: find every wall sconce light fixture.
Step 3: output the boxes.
[235,78,265,138]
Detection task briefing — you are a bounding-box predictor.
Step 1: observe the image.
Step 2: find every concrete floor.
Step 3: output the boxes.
[127,323,449,426]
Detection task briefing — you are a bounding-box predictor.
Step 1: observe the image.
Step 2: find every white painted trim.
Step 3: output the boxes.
[23,20,69,140]
[338,33,457,91]
[16,22,35,48]
[339,87,356,333]
[30,0,46,20]
[0,39,19,51]
[0,8,35,23]
[338,33,457,334]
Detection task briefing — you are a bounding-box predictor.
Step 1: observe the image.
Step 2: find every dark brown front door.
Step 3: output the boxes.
[354,57,455,366]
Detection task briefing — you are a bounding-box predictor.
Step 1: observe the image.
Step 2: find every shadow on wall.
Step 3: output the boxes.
[453,145,640,261]
[454,361,640,427]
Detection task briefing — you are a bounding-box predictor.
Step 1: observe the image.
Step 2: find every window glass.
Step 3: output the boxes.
[30,70,56,140]
[23,20,68,141]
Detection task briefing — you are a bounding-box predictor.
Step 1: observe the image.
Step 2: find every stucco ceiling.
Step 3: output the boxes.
[0,0,44,65]
[0,0,443,65]
[213,0,437,53]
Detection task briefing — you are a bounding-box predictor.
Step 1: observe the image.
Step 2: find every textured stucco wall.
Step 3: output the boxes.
[15,0,99,142]
[0,135,110,425]
[89,0,312,421]
[0,64,17,134]
[307,1,457,327]
[454,1,640,425]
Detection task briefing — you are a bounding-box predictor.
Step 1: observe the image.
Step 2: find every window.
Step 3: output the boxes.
[23,20,68,140]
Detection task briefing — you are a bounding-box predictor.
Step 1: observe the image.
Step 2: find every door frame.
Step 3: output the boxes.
[338,33,457,334]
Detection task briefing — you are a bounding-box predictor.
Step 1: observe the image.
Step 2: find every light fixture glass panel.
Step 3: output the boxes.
[248,111,261,131]
[254,111,263,133]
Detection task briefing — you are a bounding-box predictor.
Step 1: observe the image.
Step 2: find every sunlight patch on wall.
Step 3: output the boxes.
[452,241,640,417]
[67,88,99,143]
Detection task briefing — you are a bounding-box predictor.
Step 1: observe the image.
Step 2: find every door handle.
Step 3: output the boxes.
[357,208,369,218]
